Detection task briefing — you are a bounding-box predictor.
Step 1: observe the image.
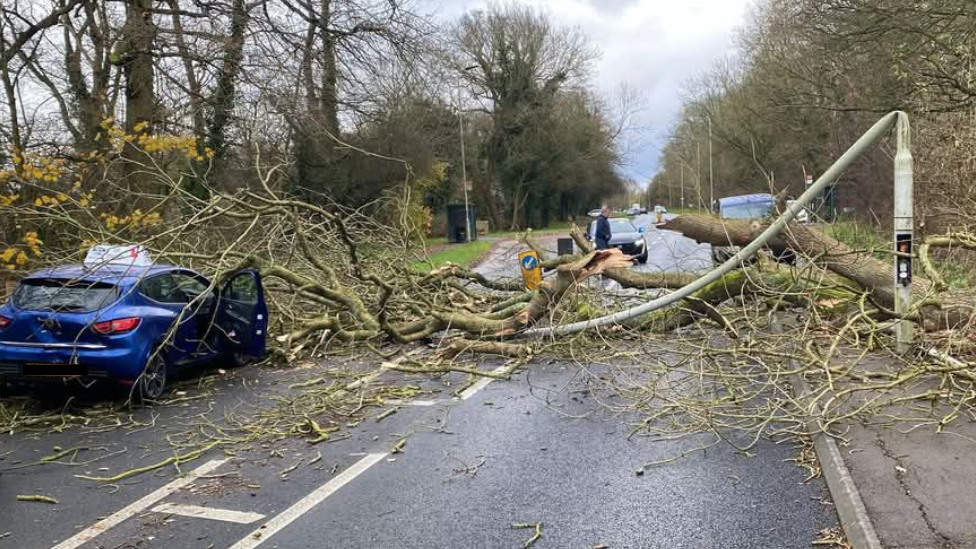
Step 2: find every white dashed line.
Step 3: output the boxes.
[51,459,228,549]
[458,365,511,400]
[227,453,387,549]
[151,503,266,524]
[383,398,443,407]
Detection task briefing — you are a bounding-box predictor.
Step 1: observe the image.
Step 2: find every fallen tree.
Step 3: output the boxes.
[661,215,976,333]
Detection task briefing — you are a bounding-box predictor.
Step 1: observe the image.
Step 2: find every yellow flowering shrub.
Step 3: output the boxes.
[100,209,162,231]
[1,232,44,270]
[0,119,210,271]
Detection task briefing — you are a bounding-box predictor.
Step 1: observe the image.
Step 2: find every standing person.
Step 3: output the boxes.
[595,205,612,250]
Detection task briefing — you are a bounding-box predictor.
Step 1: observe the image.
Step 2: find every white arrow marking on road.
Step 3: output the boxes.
[151,503,266,524]
[227,452,388,549]
[50,459,228,549]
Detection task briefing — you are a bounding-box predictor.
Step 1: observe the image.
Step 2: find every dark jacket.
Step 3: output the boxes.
[595,215,611,249]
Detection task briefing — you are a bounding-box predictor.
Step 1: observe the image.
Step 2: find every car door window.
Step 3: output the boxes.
[226,273,258,304]
[171,273,209,301]
[140,274,187,304]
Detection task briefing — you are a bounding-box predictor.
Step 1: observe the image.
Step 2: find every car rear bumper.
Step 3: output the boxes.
[0,342,149,384]
[612,242,646,256]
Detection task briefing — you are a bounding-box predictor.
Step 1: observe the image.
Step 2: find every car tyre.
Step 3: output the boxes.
[136,352,168,402]
[228,351,252,368]
[637,250,648,264]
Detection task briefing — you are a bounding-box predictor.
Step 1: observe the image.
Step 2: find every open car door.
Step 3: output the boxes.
[217,269,269,361]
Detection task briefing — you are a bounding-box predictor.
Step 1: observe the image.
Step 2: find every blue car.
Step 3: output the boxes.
[0,262,268,400]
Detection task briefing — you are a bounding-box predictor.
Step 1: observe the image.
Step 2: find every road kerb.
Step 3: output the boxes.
[792,375,883,549]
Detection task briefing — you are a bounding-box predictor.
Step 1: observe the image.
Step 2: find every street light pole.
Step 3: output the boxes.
[696,143,702,212]
[681,163,686,210]
[458,90,472,242]
[893,114,913,352]
[708,115,714,209]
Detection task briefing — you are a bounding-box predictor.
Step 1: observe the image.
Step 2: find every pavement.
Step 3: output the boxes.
[817,352,976,549]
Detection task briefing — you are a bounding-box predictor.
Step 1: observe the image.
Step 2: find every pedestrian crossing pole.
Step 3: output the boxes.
[893,113,913,353]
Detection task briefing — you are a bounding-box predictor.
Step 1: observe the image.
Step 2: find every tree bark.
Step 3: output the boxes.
[119,0,157,191]
[661,215,976,331]
[437,248,634,336]
[206,0,249,165]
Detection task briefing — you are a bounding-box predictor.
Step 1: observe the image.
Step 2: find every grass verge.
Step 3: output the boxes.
[823,219,974,289]
[411,239,495,271]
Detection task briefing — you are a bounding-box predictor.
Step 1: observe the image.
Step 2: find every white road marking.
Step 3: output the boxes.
[458,365,512,400]
[458,378,493,400]
[383,398,442,407]
[345,348,427,391]
[51,459,228,549]
[151,503,265,524]
[227,453,387,549]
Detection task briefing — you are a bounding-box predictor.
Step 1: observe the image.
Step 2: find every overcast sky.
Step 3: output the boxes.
[430,0,754,185]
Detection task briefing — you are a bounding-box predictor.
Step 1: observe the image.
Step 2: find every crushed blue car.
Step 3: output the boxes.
[0,246,268,399]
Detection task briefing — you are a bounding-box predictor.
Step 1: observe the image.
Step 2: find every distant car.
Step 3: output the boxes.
[586,218,648,263]
[712,193,795,265]
[0,246,268,400]
[587,208,603,218]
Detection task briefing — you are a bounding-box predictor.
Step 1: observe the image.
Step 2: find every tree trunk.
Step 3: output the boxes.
[120,0,156,191]
[662,215,976,331]
[207,0,249,170]
[437,249,635,336]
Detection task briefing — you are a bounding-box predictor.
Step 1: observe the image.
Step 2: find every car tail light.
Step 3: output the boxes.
[0,315,10,329]
[93,317,141,335]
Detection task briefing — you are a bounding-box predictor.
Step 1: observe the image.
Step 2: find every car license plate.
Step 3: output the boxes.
[23,363,87,377]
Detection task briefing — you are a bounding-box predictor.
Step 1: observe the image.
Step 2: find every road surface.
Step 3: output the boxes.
[0,225,840,549]
[475,214,712,288]
[0,359,837,549]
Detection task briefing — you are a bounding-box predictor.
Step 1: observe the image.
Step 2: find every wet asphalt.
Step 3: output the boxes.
[1,361,838,549]
[476,214,713,283]
[0,223,840,549]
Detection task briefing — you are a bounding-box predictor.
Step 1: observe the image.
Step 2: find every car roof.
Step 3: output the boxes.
[719,193,775,207]
[22,263,191,285]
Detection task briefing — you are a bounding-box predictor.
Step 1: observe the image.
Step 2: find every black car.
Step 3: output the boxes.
[586,218,648,263]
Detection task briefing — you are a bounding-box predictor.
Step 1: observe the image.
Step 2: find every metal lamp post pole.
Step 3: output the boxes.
[458,92,472,243]
[680,164,685,209]
[708,115,714,209]
[893,113,913,352]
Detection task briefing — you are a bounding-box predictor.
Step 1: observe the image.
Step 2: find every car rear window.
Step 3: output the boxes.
[12,279,120,312]
[610,219,637,232]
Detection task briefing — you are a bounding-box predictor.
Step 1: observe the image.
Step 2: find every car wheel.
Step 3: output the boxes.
[229,351,251,368]
[137,352,168,401]
[638,250,648,264]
